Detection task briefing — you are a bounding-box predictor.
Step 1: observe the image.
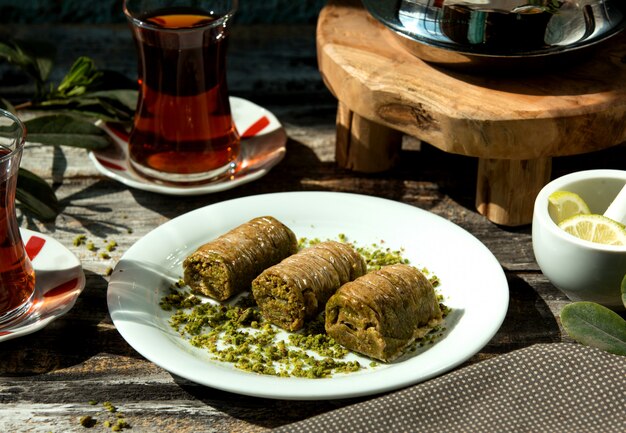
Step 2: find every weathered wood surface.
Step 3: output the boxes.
[0,21,625,433]
[475,157,552,226]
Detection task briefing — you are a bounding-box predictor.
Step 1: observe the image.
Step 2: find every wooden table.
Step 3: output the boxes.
[1,21,625,433]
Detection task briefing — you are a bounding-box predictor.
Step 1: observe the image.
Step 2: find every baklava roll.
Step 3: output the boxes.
[325,264,442,362]
[252,241,367,331]
[183,216,297,301]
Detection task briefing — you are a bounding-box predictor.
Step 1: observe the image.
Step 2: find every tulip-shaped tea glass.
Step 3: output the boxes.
[124,0,240,183]
[0,109,35,327]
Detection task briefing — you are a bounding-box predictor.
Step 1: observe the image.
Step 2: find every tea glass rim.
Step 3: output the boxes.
[123,0,239,31]
[0,109,26,164]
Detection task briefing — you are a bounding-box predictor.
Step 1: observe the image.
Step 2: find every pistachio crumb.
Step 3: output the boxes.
[73,234,87,247]
[112,418,131,431]
[103,401,117,413]
[79,415,96,428]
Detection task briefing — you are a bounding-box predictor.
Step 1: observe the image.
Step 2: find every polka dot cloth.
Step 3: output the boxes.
[274,344,626,433]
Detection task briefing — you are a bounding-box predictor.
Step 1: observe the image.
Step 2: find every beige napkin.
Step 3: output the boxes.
[274,344,626,433]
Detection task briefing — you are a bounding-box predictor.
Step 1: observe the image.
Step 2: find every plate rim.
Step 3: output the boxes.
[107,191,509,400]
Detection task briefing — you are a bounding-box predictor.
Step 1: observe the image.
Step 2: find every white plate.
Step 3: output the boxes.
[89,97,287,196]
[107,192,509,400]
[0,229,86,343]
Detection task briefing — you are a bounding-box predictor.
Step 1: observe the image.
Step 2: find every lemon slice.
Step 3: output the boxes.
[558,214,626,246]
[548,190,591,224]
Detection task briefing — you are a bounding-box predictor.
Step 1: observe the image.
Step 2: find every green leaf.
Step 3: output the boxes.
[16,168,59,221]
[0,98,16,114]
[561,302,626,356]
[27,132,111,150]
[24,115,111,150]
[0,41,33,73]
[14,38,56,83]
[621,274,626,308]
[89,89,138,113]
[0,38,56,94]
[54,56,103,98]
[30,89,137,123]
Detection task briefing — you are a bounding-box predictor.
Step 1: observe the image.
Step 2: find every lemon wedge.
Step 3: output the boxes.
[558,214,626,246]
[548,190,591,224]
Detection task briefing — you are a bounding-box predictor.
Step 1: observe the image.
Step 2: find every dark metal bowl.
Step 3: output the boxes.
[363,0,626,71]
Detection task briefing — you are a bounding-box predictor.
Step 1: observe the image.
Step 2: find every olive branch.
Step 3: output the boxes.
[0,37,137,220]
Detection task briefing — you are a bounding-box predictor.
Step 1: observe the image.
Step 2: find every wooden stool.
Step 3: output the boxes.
[316,0,626,226]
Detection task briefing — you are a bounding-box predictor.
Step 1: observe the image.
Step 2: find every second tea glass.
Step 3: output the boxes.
[0,109,35,327]
[124,0,240,183]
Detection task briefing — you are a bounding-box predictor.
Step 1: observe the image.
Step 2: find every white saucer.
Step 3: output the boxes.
[0,229,86,343]
[89,97,287,196]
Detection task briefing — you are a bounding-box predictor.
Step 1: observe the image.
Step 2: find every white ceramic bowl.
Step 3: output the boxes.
[532,169,626,310]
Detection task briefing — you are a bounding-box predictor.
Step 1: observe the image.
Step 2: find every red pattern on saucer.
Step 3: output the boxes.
[241,115,270,138]
[0,229,86,342]
[25,235,46,260]
[88,97,287,196]
[93,103,272,174]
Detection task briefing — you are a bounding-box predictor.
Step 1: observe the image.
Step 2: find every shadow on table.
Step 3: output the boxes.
[19,179,136,241]
[403,138,626,222]
[483,272,561,355]
[127,137,326,220]
[397,140,478,213]
[126,136,455,222]
[173,375,365,430]
[0,270,142,375]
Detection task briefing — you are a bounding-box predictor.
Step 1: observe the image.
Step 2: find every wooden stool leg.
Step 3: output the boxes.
[476,157,552,226]
[335,101,402,173]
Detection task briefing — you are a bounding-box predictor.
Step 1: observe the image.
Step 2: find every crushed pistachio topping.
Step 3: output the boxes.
[300,235,438,286]
[73,234,87,247]
[164,290,361,378]
[357,243,409,270]
[300,236,409,272]
[161,235,450,378]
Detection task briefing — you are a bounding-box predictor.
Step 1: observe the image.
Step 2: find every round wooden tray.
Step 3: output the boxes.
[317,0,626,226]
